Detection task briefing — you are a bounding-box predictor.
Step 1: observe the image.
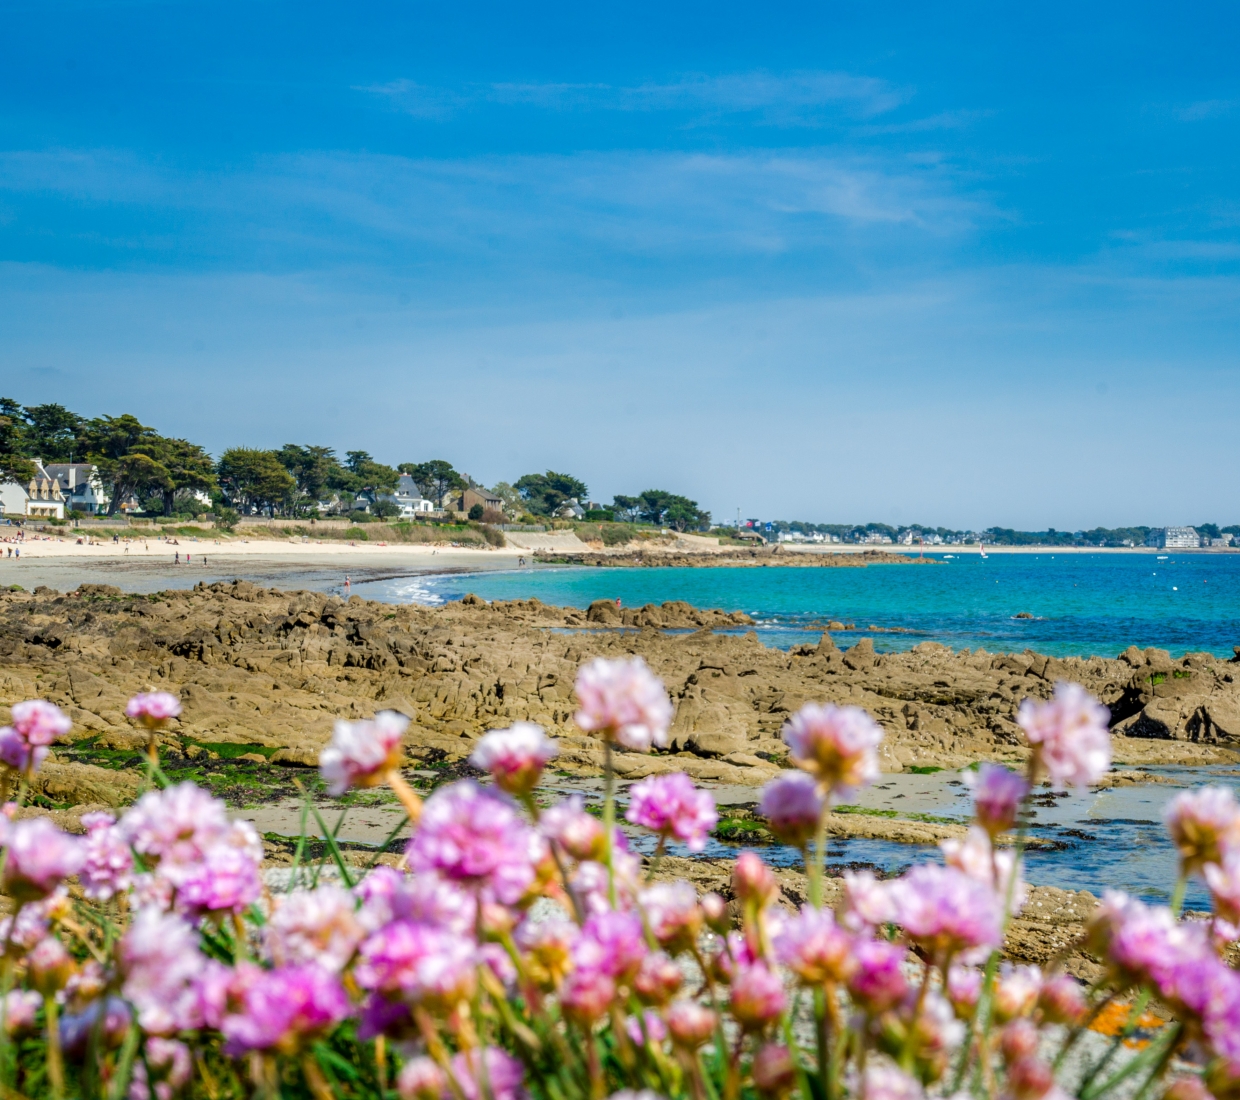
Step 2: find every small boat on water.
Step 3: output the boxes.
[979,543,988,558]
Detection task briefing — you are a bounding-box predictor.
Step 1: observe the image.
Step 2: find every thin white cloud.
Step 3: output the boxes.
[359,69,909,125]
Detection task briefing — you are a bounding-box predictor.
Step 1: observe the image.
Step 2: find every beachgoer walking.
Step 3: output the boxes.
[615,596,621,609]
[175,551,180,564]
[344,575,351,594]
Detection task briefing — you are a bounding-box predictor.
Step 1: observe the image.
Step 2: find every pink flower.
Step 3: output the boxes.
[118,782,232,870]
[319,711,408,796]
[120,908,207,1035]
[947,965,983,1017]
[841,870,896,931]
[733,851,779,906]
[573,657,673,752]
[638,882,702,951]
[940,827,1028,914]
[406,780,540,904]
[222,964,351,1054]
[561,966,617,1023]
[626,773,717,851]
[890,864,1003,957]
[782,703,883,798]
[78,812,134,901]
[626,1009,667,1046]
[994,964,1043,1022]
[125,692,181,728]
[268,886,365,971]
[28,936,73,993]
[1,990,41,1035]
[470,722,558,795]
[516,918,578,989]
[1016,682,1111,789]
[633,951,683,1004]
[759,771,824,847]
[574,910,647,980]
[730,963,787,1030]
[1205,853,1240,924]
[752,1044,797,1096]
[10,700,72,744]
[128,1037,192,1100]
[1038,973,1087,1026]
[572,850,642,916]
[356,867,476,935]
[965,764,1030,836]
[857,1063,924,1100]
[539,794,606,860]
[667,1000,717,1048]
[1166,786,1240,874]
[175,841,262,916]
[846,937,909,1014]
[0,728,48,774]
[776,906,856,985]
[397,1057,447,1100]
[2,817,83,903]
[356,920,477,1010]
[448,1047,526,1100]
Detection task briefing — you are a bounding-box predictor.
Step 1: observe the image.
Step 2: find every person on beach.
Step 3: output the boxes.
[616,596,621,609]
[175,551,180,564]
[344,575,351,595]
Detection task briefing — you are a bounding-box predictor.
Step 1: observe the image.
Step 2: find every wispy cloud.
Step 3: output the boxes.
[360,70,909,126]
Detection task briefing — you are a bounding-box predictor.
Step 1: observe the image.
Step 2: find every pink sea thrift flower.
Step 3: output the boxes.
[574,910,647,980]
[356,866,476,935]
[120,908,207,1035]
[994,964,1043,1022]
[0,727,48,774]
[1205,853,1240,924]
[847,937,909,1014]
[841,870,896,930]
[776,906,856,984]
[572,849,642,915]
[638,881,702,950]
[561,967,617,1023]
[633,951,683,1004]
[666,1001,717,1048]
[1017,682,1111,789]
[356,920,477,1009]
[752,1044,798,1096]
[759,770,825,847]
[516,918,578,988]
[470,722,558,795]
[319,710,408,796]
[222,964,351,1054]
[1,990,41,1035]
[406,780,540,904]
[397,1057,447,1100]
[118,782,231,870]
[11,699,73,743]
[448,1047,527,1100]
[730,963,787,1030]
[176,841,262,916]
[941,826,1028,913]
[857,1063,924,1100]
[269,885,365,971]
[573,656,673,752]
[891,863,1004,957]
[782,702,882,798]
[966,763,1030,835]
[2,817,83,903]
[1166,786,1240,874]
[1038,973,1088,1026]
[125,692,181,728]
[626,773,717,851]
[539,794,606,860]
[28,936,73,993]
[626,1009,668,1046]
[78,812,134,901]
[947,965,983,1017]
[129,1037,192,1100]
[733,850,779,906]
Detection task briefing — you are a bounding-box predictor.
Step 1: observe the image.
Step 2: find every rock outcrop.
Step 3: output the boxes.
[0,582,1236,823]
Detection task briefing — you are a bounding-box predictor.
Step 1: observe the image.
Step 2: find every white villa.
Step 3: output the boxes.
[0,460,70,519]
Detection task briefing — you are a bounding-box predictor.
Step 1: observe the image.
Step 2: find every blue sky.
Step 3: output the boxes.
[2,1,1239,528]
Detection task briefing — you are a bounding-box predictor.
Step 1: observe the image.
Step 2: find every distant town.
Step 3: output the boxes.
[0,399,1234,549]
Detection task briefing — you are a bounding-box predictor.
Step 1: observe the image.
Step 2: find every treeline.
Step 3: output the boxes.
[0,400,713,530]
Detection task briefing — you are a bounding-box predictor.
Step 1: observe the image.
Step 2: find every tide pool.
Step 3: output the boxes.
[355,551,1240,658]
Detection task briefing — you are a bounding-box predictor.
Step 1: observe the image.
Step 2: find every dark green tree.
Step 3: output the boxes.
[21,404,84,462]
[610,495,641,522]
[278,445,347,512]
[141,438,217,516]
[634,489,709,531]
[81,414,160,514]
[217,449,297,515]
[514,471,588,516]
[402,460,464,508]
[0,414,35,483]
[344,451,399,500]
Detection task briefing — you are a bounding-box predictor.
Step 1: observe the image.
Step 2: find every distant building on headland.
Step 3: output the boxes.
[379,475,436,518]
[1145,527,1203,549]
[454,486,507,518]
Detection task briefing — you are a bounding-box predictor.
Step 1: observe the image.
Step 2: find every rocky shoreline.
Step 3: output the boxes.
[533,547,936,567]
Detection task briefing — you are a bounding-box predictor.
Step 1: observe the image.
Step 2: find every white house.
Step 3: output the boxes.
[44,463,110,515]
[1146,527,1202,549]
[375,475,435,518]
[0,461,66,519]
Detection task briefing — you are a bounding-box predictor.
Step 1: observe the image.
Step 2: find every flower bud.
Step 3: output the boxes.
[1037,973,1087,1027]
[560,968,616,1024]
[966,764,1030,837]
[701,892,729,932]
[946,966,982,1019]
[730,964,786,1031]
[470,723,558,797]
[733,852,778,907]
[1000,1019,1040,1064]
[759,772,824,847]
[846,938,909,1015]
[633,952,683,1005]
[27,936,73,995]
[666,1001,717,1048]
[994,965,1042,1023]
[752,1044,798,1097]
[397,1057,447,1100]
[1005,1056,1054,1100]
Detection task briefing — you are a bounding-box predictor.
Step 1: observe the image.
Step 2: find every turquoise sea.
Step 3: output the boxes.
[358,551,1240,659]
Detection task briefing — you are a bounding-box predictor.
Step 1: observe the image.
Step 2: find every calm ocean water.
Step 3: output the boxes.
[357,551,1240,659]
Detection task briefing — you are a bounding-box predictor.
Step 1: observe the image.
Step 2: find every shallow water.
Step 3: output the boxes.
[359,552,1240,658]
